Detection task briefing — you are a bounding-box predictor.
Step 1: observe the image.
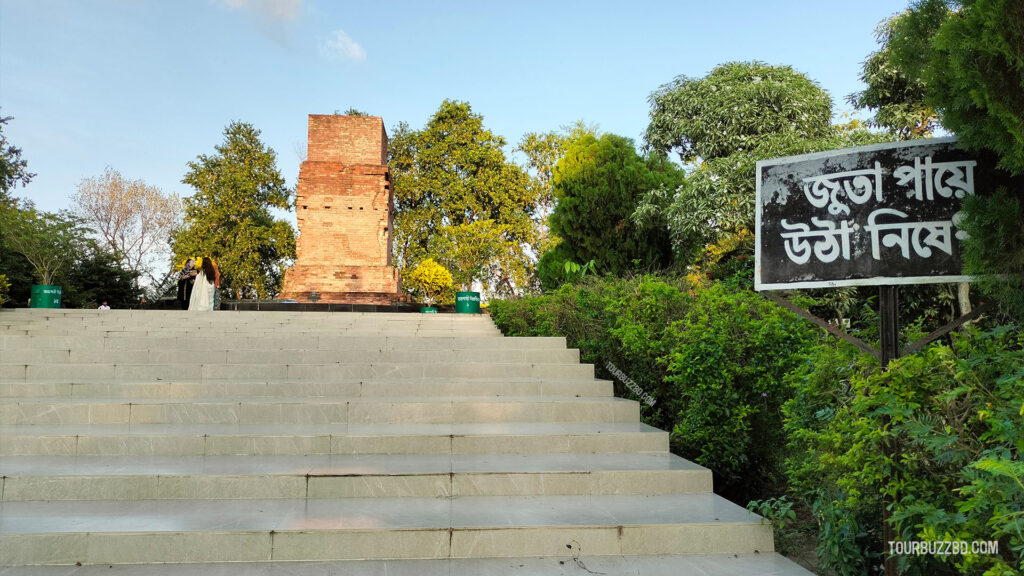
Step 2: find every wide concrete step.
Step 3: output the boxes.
[0,312,494,321]
[0,494,773,564]
[0,554,813,575]
[1,329,502,339]
[0,362,595,381]
[0,396,639,425]
[0,453,711,500]
[0,422,669,456]
[4,347,580,364]
[0,378,614,399]
[0,310,497,322]
[0,335,567,352]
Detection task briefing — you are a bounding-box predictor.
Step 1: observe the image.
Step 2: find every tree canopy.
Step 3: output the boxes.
[390,100,536,296]
[0,112,35,202]
[73,167,181,287]
[548,133,682,276]
[637,61,886,261]
[171,121,295,299]
[863,0,1024,318]
[644,61,833,163]
[847,10,942,138]
[0,205,90,286]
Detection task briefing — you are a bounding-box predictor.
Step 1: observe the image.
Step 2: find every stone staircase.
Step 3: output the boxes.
[0,309,811,574]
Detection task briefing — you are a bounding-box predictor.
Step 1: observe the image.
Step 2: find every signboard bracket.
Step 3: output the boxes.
[765,288,985,363]
[763,293,880,359]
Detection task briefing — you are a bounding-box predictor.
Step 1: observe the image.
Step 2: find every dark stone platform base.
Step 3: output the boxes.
[221,301,422,313]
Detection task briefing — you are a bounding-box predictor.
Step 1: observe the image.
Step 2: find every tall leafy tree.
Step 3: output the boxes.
[0,113,36,305]
[0,112,35,202]
[638,61,885,261]
[847,11,942,138]
[876,0,1024,317]
[516,122,600,258]
[172,121,296,299]
[391,100,536,296]
[645,61,833,164]
[0,204,90,286]
[890,0,1023,174]
[517,131,567,255]
[548,133,681,276]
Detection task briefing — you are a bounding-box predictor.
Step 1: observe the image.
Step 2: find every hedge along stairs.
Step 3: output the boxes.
[0,309,812,574]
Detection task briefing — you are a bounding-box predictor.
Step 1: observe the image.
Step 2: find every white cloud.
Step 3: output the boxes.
[220,0,302,45]
[321,29,366,62]
[222,0,302,22]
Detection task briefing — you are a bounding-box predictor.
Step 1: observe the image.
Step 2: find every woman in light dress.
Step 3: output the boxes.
[187,257,220,311]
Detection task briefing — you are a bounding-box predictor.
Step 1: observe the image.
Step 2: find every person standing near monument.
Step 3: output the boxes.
[187,257,220,311]
[177,258,197,310]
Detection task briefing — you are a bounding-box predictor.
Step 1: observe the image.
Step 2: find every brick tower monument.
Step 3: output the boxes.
[279,115,402,304]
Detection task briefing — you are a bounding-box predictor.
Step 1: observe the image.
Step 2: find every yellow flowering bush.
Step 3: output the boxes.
[404,259,453,306]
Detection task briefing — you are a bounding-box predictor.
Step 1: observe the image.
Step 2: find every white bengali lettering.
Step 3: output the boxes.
[802,162,883,216]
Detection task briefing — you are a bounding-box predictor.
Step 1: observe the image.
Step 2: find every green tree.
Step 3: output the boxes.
[637,62,886,261]
[0,204,90,286]
[517,131,566,255]
[645,61,833,164]
[390,100,536,296]
[63,246,143,309]
[0,112,35,202]
[847,11,942,139]
[891,0,1023,174]
[876,0,1024,318]
[172,121,296,299]
[548,132,681,276]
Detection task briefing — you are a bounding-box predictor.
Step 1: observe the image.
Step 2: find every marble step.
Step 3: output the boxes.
[0,554,813,575]
[0,453,712,500]
[0,422,669,456]
[0,313,496,322]
[0,396,640,425]
[0,335,567,352]
[0,310,496,320]
[0,378,614,399]
[1,329,502,339]
[0,494,773,564]
[0,362,595,381]
[3,347,581,365]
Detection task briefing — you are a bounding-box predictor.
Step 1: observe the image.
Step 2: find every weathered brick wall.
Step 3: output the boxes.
[280,115,401,303]
[307,115,388,165]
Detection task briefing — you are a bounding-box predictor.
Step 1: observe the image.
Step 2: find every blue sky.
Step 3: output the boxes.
[1,0,909,217]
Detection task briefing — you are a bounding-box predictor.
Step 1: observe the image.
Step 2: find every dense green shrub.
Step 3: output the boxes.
[62,247,143,309]
[490,275,686,430]
[490,275,817,502]
[535,247,569,292]
[664,283,817,497]
[783,328,1024,575]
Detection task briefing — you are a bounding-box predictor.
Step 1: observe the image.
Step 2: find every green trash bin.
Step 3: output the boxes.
[30,285,62,308]
[455,291,481,314]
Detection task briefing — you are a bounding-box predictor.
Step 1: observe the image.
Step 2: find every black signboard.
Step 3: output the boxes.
[755,137,1006,290]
